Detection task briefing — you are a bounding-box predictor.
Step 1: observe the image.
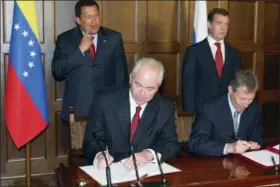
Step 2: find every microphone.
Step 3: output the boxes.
[92,134,114,187]
[130,146,142,187]
[130,146,170,187]
[154,150,169,187]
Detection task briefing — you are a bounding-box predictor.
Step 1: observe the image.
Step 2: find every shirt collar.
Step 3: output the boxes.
[129,89,148,109]
[228,93,235,114]
[207,35,224,47]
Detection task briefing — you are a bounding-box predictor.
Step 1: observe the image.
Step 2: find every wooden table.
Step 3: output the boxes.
[55,155,280,187]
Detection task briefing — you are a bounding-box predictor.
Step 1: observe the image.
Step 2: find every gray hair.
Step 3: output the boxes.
[230,70,259,92]
[131,57,165,86]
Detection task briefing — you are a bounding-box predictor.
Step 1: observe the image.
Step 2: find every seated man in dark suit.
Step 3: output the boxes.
[188,70,263,156]
[83,57,179,169]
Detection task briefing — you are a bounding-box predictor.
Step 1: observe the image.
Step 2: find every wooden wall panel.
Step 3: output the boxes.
[147,1,178,43]
[54,1,76,37]
[102,1,136,42]
[146,1,181,98]
[262,103,280,143]
[55,111,68,157]
[228,1,255,42]
[264,3,280,44]
[146,53,179,100]
[126,53,137,75]
[55,81,64,101]
[240,52,254,70]
[260,1,280,146]
[264,54,280,90]
[1,0,280,180]
[262,2,280,101]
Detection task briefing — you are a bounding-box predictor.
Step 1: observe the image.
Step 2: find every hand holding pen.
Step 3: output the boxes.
[97,146,114,169]
[229,135,260,153]
[227,140,251,154]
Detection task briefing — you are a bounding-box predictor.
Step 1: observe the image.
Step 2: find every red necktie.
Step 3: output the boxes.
[130,106,141,142]
[215,42,223,78]
[89,36,96,59]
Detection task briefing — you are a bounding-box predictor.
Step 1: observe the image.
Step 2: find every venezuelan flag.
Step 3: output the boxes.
[4,1,49,148]
[192,1,208,44]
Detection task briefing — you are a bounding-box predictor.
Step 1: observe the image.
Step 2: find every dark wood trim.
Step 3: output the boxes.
[260,90,280,103]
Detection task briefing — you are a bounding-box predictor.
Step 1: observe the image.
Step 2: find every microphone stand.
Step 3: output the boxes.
[93,134,114,187]
[130,146,170,187]
[130,146,143,187]
[154,150,169,187]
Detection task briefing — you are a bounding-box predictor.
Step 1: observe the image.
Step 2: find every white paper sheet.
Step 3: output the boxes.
[273,144,280,150]
[80,162,181,186]
[242,149,279,167]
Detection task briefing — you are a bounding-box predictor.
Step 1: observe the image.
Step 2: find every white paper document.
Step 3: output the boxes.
[273,144,280,150]
[242,149,280,167]
[80,162,181,186]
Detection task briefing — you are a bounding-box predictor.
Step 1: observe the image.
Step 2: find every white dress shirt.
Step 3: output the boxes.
[223,94,242,155]
[93,90,161,165]
[129,90,147,119]
[207,35,225,63]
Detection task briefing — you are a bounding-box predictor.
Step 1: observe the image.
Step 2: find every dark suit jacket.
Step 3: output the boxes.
[52,26,128,121]
[83,87,179,165]
[181,38,241,113]
[188,94,264,156]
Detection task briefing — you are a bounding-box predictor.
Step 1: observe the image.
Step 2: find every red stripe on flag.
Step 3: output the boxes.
[5,60,47,148]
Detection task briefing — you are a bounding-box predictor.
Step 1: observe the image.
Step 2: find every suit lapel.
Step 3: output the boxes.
[219,95,236,139]
[117,88,131,143]
[236,109,250,139]
[94,27,108,67]
[72,27,83,47]
[130,94,160,146]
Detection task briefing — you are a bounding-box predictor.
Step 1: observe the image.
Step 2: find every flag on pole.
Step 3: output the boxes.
[4,1,49,148]
[192,1,208,44]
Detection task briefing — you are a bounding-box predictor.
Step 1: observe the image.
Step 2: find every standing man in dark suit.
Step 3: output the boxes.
[83,57,179,169]
[52,0,128,148]
[188,70,263,156]
[182,8,241,113]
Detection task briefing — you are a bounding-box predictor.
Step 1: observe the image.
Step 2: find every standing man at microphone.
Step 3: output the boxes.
[52,0,128,152]
[83,57,179,169]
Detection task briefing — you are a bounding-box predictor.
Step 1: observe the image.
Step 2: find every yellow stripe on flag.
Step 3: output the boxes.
[16,1,40,41]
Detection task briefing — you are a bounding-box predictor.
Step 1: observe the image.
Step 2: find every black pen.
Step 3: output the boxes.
[271,156,279,174]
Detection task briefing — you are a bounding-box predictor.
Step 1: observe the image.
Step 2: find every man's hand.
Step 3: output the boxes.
[227,140,251,154]
[122,150,153,171]
[97,153,114,169]
[79,30,93,53]
[248,141,260,150]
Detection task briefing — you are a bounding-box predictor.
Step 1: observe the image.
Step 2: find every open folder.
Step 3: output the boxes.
[267,144,280,154]
[240,144,280,169]
[80,161,181,186]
